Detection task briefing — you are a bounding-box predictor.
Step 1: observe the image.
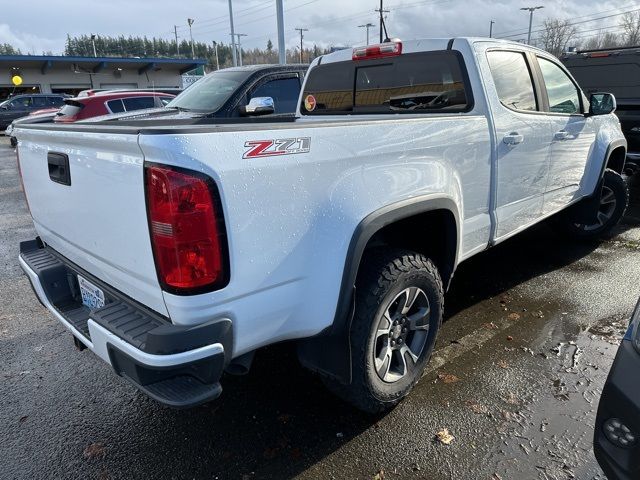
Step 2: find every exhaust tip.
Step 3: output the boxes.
[225,350,255,376]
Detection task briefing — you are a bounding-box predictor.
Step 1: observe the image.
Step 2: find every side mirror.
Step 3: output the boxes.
[589,93,616,116]
[0,104,8,110]
[241,96,275,116]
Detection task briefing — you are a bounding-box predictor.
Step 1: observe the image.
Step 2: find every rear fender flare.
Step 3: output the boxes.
[297,195,461,384]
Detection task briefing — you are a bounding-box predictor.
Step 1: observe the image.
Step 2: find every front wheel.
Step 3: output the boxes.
[323,248,444,413]
[554,169,628,240]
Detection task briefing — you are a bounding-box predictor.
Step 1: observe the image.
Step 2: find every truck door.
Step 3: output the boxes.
[485,49,552,239]
[535,55,596,215]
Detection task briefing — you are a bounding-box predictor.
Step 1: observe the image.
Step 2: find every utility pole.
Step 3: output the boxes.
[358,23,375,45]
[520,6,544,45]
[212,41,219,70]
[235,33,247,66]
[295,28,308,64]
[276,0,286,64]
[187,18,195,58]
[174,25,180,55]
[90,34,97,57]
[228,0,237,66]
[489,20,495,38]
[375,0,389,43]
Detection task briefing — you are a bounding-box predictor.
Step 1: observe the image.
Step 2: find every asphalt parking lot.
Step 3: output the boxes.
[2,135,639,480]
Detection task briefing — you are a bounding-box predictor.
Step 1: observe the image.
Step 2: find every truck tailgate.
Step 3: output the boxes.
[17,128,167,316]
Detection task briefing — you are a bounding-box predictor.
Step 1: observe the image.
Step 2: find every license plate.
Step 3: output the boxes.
[78,275,105,309]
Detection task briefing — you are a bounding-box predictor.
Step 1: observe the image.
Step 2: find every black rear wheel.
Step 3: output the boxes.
[323,248,444,413]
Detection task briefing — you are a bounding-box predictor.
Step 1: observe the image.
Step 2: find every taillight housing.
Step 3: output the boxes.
[145,163,229,295]
[352,40,402,60]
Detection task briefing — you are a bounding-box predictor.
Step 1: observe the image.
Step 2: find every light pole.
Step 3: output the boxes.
[235,33,247,66]
[520,6,544,45]
[228,0,237,66]
[295,28,308,63]
[187,18,195,58]
[212,41,219,70]
[489,20,495,38]
[358,23,375,45]
[276,0,286,64]
[90,34,97,57]
[174,25,180,55]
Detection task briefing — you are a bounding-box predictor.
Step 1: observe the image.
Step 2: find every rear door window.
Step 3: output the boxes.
[122,96,156,111]
[301,50,471,115]
[106,99,125,113]
[32,97,48,108]
[486,51,538,112]
[250,76,301,114]
[48,96,65,107]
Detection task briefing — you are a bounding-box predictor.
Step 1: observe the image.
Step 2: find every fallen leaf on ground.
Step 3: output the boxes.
[497,359,509,369]
[506,335,514,341]
[508,313,521,321]
[435,428,455,445]
[437,373,460,384]
[465,400,489,414]
[83,442,106,459]
[483,322,499,330]
[505,392,520,405]
[262,447,279,460]
[277,414,292,423]
[373,469,385,480]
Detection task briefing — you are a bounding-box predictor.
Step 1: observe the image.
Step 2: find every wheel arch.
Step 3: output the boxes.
[297,195,461,384]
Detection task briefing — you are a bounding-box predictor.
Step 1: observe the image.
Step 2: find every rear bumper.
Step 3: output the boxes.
[594,340,640,480]
[19,238,232,408]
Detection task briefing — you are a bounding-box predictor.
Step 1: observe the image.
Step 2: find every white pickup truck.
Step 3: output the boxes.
[15,38,628,413]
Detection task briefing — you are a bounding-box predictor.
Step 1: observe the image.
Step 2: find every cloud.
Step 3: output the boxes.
[0,23,64,55]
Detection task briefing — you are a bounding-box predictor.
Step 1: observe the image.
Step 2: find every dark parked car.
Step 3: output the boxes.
[562,46,640,174]
[594,298,640,480]
[0,94,68,129]
[90,64,309,123]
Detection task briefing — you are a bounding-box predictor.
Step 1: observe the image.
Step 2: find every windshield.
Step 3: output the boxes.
[166,70,250,113]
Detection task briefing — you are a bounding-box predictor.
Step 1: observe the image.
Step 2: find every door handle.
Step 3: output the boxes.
[503,132,524,145]
[554,130,569,140]
[48,152,71,186]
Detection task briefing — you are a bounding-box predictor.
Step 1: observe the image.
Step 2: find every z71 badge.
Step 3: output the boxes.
[243,137,311,159]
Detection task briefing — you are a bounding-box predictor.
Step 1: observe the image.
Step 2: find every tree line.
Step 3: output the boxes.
[62,34,330,69]
[539,11,640,56]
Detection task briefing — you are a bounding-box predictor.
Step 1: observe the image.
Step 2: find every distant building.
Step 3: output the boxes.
[0,55,207,98]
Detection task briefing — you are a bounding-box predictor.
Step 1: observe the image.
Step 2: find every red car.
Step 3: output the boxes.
[54,90,175,123]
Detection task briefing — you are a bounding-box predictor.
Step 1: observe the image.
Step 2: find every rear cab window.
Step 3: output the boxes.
[301,50,472,115]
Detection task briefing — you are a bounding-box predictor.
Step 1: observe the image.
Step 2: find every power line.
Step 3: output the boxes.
[497,6,640,40]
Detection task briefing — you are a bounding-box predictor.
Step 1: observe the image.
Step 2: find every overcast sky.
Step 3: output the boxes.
[0,0,636,55]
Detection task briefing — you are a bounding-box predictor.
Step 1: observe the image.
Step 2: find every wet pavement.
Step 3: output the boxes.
[2,135,639,480]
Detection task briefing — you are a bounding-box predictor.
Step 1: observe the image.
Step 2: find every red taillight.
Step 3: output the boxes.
[145,164,228,294]
[352,41,402,60]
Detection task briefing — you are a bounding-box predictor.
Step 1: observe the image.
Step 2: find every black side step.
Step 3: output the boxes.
[134,375,222,408]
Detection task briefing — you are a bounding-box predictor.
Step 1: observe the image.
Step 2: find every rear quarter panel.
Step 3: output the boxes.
[139,111,492,356]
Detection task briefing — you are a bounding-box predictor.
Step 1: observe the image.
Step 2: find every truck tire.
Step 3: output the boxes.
[323,248,444,413]
[554,169,628,240]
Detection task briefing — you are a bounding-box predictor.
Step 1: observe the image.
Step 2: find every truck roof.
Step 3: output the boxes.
[315,37,550,65]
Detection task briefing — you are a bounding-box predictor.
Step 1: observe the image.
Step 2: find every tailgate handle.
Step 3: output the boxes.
[47,152,71,186]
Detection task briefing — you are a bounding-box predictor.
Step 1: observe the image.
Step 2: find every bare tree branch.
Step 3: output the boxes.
[540,19,578,57]
[621,12,640,46]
